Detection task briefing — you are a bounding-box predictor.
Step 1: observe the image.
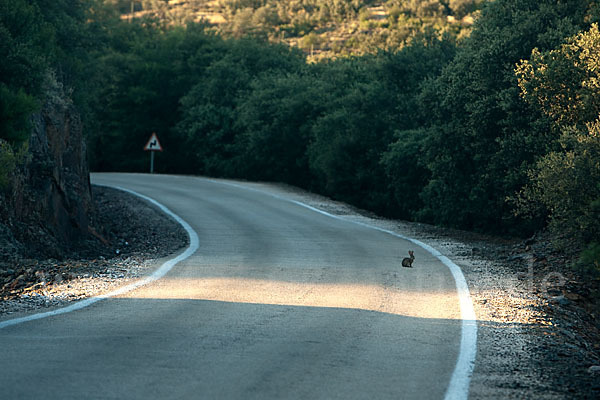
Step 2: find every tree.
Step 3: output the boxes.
[380,31,456,219]
[232,70,320,186]
[516,24,600,130]
[0,0,52,144]
[307,55,397,213]
[417,0,593,232]
[449,0,481,19]
[87,22,226,172]
[0,0,93,186]
[514,24,600,262]
[176,38,304,176]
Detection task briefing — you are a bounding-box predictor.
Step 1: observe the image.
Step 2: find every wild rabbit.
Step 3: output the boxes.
[402,250,415,268]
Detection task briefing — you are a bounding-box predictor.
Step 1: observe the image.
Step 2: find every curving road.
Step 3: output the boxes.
[0,173,470,399]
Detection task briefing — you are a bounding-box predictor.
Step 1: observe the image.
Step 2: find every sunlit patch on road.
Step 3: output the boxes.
[117,276,462,320]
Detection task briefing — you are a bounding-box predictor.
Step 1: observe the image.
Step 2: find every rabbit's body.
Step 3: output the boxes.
[402,250,415,268]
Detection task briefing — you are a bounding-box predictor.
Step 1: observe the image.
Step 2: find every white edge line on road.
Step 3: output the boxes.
[1,176,476,399]
[210,179,477,400]
[0,184,200,330]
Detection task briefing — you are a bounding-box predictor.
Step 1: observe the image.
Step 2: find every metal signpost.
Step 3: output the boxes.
[143,132,163,173]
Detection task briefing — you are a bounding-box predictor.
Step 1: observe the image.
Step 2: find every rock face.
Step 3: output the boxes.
[1,77,94,259]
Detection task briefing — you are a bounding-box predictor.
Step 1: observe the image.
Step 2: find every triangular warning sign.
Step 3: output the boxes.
[144,133,163,151]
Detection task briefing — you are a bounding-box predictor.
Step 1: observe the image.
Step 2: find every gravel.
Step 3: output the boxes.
[236,180,600,399]
[1,179,598,398]
[0,185,188,316]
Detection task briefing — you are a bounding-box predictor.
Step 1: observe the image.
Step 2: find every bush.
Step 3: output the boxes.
[381,129,430,219]
[0,140,28,191]
[417,0,592,232]
[577,242,600,278]
[514,126,600,245]
[0,140,16,189]
[514,24,600,246]
[0,85,38,145]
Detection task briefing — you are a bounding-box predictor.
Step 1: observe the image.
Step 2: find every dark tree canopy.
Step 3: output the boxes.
[2,0,599,272]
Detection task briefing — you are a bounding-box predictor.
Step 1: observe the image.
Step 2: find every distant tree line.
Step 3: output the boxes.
[1,0,599,274]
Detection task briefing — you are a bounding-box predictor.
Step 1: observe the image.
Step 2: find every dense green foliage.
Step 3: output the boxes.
[0,0,49,145]
[2,0,600,272]
[413,0,594,233]
[170,30,455,215]
[86,22,229,171]
[0,0,94,186]
[515,24,600,274]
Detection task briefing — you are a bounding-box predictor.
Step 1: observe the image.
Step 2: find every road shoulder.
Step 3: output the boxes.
[237,180,600,399]
[1,176,598,397]
[0,185,189,319]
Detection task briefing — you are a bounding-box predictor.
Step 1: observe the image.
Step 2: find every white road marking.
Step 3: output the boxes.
[1,177,476,400]
[210,179,477,400]
[0,185,200,330]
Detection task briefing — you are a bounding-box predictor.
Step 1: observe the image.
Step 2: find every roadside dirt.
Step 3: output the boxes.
[0,186,188,315]
[1,179,599,398]
[241,181,600,399]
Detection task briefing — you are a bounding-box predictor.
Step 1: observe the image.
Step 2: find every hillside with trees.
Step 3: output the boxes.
[2,2,600,396]
[105,0,485,60]
[1,0,599,279]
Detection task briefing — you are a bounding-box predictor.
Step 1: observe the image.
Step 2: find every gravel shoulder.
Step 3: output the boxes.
[0,185,188,318]
[236,180,600,399]
[1,178,599,398]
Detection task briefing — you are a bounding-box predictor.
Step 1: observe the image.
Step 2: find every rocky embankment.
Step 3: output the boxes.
[0,76,94,261]
[0,76,186,316]
[0,185,188,315]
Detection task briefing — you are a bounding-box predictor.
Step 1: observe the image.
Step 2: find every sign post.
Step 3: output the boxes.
[143,132,163,173]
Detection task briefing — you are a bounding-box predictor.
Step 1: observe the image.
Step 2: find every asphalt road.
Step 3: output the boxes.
[0,173,466,399]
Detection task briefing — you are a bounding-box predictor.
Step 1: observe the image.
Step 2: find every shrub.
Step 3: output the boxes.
[577,242,600,278]
[514,24,600,246]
